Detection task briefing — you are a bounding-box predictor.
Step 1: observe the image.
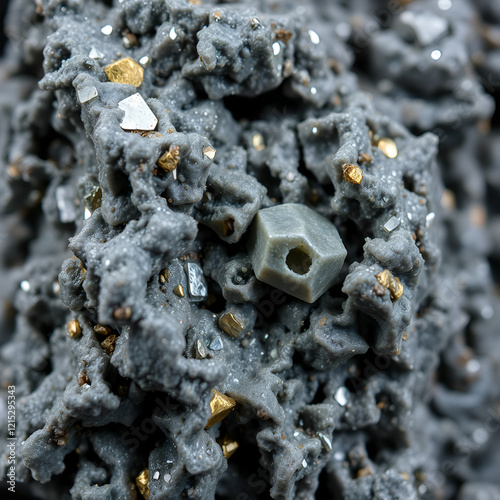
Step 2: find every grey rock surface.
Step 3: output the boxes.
[0,0,499,499]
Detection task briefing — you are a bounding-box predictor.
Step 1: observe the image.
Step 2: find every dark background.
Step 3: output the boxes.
[0,0,9,55]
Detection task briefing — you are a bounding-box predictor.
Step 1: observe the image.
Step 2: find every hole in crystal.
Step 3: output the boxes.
[286,247,312,275]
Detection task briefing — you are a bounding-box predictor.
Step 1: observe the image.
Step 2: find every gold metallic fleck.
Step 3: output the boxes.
[358,152,372,164]
[159,268,171,284]
[205,389,236,429]
[136,469,150,500]
[202,146,216,160]
[376,137,398,158]
[104,57,144,87]
[84,186,102,213]
[218,436,239,458]
[173,284,185,297]
[101,334,118,356]
[342,163,363,184]
[157,146,180,173]
[218,313,245,338]
[67,319,82,339]
[376,270,404,301]
[113,306,132,320]
[94,324,112,336]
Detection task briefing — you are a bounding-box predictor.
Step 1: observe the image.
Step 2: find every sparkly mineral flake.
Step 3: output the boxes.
[152,471,160,480]
[431,49,442,61]
[89,47,104,59]
[252,132,266,151]
[20,280,30,292]
[194,339,207,359]
[426,212,436,228]
[317,432,332,451]
[185,263,208,301]
[250,17,260,30]
[334,387,348,406]
[310,87,317,95]
[383,216,400,233]
[101,25,113,35]
[202,146,216,160]
[118,93,158,131]
[55,185,76,223]
[169,27,178,40]
[273,42,281,56]
[139,56,150,65]
[209,335,223,351]
[302,459,307,468]
[311,126,318,134]
[77,86,98,104]
[308,29,320,44]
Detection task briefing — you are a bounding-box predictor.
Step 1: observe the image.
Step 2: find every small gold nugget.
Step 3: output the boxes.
[67,319,82,339]
[205,389,236,429]
[202,146,216,160]
[101,334,118,356]
[136,469,150,500]
[376,269,404,301]
[104,57,144,87]
[342,163,363,184]
[94,324,112,335]
[173,284,185,297]
[159,268,171,284]
[218,313,245,338]
[376,137,398,159]
[218,436,239,458]
[157,146,180,173]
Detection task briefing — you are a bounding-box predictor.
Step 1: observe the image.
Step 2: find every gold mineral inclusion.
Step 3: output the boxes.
[218,313,245,338]
[202,146,216,160]
[376,269,404,301]
[136,469,150,500]
[174,284,185,297]
[104,57,144,87]
[376,137,398,159]
[157,146,180,173]
[219,436,239,458]
[159,268,171,284]
[67,319,82,339]
[342,163,363,184]
[205,389,236,429]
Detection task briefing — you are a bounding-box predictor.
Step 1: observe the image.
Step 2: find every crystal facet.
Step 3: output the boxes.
[248,203,347,303]
[118,93,158,131]
[77,86,98,104]
[185,263,208,302]
[104,57,144,87]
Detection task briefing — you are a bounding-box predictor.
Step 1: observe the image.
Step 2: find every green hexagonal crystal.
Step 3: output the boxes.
[248,204,347,303]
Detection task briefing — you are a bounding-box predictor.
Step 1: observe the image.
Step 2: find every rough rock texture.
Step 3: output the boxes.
[0,1,499,499]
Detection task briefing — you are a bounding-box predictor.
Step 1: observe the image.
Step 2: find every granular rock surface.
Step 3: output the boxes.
[0,1,499,499]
